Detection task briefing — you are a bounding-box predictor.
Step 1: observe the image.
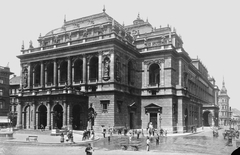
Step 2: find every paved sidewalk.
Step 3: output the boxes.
[2,127,205,146]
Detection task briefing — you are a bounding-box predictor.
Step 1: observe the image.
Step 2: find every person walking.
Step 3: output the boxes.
[60,132,64,143]
[146,136,150,151]
[164,130,167,137]
[85,143,93,155]
[156,134,159,145]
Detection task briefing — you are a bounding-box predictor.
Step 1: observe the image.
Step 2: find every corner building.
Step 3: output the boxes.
[16,11,218,133]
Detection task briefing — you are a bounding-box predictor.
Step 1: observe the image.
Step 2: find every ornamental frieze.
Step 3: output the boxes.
[144,59,165,66]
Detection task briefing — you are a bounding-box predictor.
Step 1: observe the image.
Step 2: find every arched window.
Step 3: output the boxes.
[149,63,160,85]
[128,61,134,85]
[34,64,41,87]
[60,61,67,83]
[89,56,98,82]
[47,63,54,85]
[74,59,83,83]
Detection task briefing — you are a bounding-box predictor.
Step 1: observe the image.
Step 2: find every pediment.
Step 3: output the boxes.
[144,103,162,113]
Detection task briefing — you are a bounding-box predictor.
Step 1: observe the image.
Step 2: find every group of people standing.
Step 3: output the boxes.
[60,130,74,143]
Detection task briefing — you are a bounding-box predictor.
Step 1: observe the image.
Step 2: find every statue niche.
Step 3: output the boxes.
[102,57,110,81]
[23,68,28,88]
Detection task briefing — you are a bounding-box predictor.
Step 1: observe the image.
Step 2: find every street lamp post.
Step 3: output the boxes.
[159,114,162,130]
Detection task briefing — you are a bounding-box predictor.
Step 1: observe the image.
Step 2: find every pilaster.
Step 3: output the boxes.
[41,61,44,88]
[46,102,51,130]
[67,57,71,85]
[16,103,22,129]
[54,59,57,87]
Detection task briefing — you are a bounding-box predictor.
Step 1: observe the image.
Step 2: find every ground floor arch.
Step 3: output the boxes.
[38,105,47,129]
[53,104,63,129]
[23,105,30,129]
[72,104,87,130]
[203,111,212,126]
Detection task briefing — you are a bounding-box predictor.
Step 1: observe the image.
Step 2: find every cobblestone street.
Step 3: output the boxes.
[0,127,239,155]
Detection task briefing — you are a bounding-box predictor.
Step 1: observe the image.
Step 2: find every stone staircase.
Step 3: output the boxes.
[14,129,51,135]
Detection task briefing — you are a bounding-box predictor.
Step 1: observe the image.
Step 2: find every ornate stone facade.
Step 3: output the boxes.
[15,11,219,133]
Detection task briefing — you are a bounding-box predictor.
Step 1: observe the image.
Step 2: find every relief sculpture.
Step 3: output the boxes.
[103,57,110,81]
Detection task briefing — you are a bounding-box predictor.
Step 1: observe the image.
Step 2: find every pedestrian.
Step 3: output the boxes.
[85,143,93,155]
[164,130,167,137]
[40,124,44,132]
[146,136,150,151]
[69,130,74,143]
[60,132,64,143]
[137,129,140,139]
[102,129,106,138]
[66,130,70,142]
[156,134,159,145]
[129,133,132,142]
[160,128,163,136]
[90,130,95,140]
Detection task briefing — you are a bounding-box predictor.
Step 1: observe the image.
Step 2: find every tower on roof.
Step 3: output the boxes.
[133,13,144,25]
[220,77,227,94]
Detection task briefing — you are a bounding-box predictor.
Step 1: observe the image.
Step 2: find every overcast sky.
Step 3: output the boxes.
[0,0,239,110]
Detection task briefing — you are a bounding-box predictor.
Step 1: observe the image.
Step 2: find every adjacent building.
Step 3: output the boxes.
[9,75,21,127]
[218,79,230,127]
[16,10,219,133]
[0,66,13,127]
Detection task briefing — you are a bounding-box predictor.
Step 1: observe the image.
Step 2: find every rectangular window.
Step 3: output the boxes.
[0,79,3,84]
[0,89,3,96]
[14,106,16,112]
[0,101,3,109]
[101,100,109,113]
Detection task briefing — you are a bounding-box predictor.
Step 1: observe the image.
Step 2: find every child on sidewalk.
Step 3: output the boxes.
[146,136,150,151]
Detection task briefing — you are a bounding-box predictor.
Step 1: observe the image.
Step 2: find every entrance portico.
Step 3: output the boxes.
[16,95,88,130]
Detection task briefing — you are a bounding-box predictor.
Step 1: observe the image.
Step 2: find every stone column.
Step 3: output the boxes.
[36,112,38,129]
[110,50,114,82]
[45,65,47,87]
[97,52,102,91]
[72,63,75,84]
[82,55,86,91]
[145,63,149,87]
[16,103,22,129]
[143,62,147,87]
[67,104,72,130]
[46,102,51,130]
[54,59,57,87]
[58,64,60,85]
[51,112,54,129]
[160,61,165,86]
[87,59,90,83]
[32,103,36,129]
[32,70,35,87]
[98,51,102,83]
[177,98,184,132]
[178,60,182,86]
[67,57,71,86]
[41,61,44,88]
[28,64,31,89]
[63,101,67,128]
